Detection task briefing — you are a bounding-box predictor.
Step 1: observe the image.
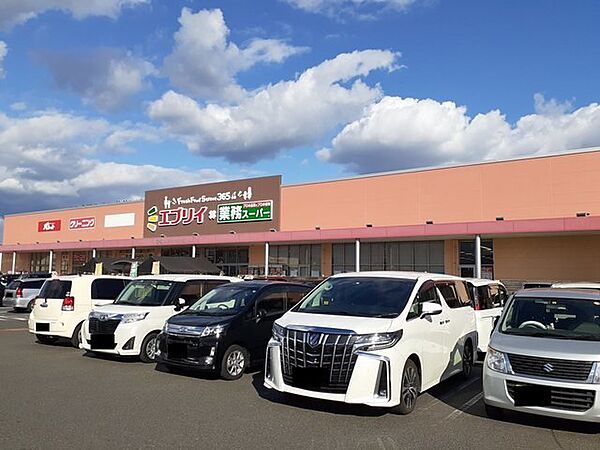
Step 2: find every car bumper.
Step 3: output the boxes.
[483,365,600,423]
[5,297,31,309]
[155,332,220,371]
[80,320,145,356]
[263,340,402,408]
[28,315,72,339]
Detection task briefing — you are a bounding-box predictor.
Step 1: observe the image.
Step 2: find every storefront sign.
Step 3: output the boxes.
[38,220,61,232]
[69,216,95,230]
[143,176,281,237]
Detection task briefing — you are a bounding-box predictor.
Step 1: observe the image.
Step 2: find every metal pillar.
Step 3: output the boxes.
[49,250,53,272]
[355,239,361,272]
[0,252,3,272]
[131,248,136,260]
[475,235,482,279]
[192,245,196,258]
[12,251,16,273]
[264,242,270,276]
[92,248,97,258]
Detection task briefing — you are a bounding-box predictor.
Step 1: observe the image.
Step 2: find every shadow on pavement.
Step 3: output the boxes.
[82,350,142,364]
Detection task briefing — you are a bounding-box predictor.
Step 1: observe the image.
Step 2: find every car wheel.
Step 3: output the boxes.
[27,300,35,313]
[140,332,159,363]
[36,335,58,345]
[461,340,474,379]
[71,322,83,348]
[485,403,504,420]
[394,359,421,415]
[220,345,248,380]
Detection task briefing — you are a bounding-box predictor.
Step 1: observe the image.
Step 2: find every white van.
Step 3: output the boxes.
[81,275,240,362]
[466,278,509,354]
[264,272,478,414]
[29,275,130,347]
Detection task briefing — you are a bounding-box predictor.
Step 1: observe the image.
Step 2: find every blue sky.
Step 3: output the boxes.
[0,0,599,217]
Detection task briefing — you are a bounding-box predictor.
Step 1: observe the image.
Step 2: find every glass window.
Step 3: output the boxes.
[459,239,494,277]
[179,281,204,305]
[202,247,249,276]
[114,279,175,306]
[407,281,439,320]
[269,244,321,277]
[22,279,46,289]
[188,285,258,315]
[344,241,445,273]
[91,279,127,300]
[437,282,460,308]
[287,287,310,309]
[39,280,72,299]
[256,288,287,317]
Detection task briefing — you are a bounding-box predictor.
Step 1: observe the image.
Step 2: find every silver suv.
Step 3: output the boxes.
[3,278,47,312]
[483,288,600,422]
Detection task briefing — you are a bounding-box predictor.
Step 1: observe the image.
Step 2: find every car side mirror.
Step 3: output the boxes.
[175,298,186,311]
[420,302,443,318]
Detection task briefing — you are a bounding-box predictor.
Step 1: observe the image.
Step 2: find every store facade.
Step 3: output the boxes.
[3,149,600,285]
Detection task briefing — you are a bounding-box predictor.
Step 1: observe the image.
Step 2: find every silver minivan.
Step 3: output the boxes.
[483,288,600,422]
[3,278,47,312]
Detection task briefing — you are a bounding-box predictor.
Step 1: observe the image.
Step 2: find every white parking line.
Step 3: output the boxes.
[445,392,484,420]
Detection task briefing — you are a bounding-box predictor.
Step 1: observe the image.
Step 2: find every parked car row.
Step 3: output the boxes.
[23,271,600,422]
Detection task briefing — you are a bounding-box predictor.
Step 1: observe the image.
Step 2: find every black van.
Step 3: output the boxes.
[156,281,311,380]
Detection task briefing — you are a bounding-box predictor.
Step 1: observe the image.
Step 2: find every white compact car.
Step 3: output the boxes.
[81,275,240,362]
[264,272,478,414]
[483,288,600,423]
[29,275,130,347]
[466,278,509,354]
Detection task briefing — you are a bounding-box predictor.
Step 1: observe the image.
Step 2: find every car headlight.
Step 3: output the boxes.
[121,312,148,323]
[486,347,512,374]
[199,324,225,337]
[353,330,403,352]
[590,362,600,384]
[272,323,286,342]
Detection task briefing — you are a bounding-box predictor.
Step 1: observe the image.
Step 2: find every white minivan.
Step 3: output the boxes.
[29,275,130,347]
[81,275,240,362]
[264,272,478,414]
[466,278,509,354]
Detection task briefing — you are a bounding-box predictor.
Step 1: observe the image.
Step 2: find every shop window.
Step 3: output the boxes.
[459,240,494,279]
[348,241,445,274]
[161,247,192,257]
[269,244,321,277]
[202,247,249,277]
[332,243,356,274]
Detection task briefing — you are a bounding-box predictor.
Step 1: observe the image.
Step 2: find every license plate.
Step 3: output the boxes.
[512,384,551,407]
[90,334,115,350]
[36,323,50,332]
[168,343,188,359]
[292,367,329,389]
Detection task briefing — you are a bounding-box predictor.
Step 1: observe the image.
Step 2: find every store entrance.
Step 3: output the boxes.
[460,265,476,278]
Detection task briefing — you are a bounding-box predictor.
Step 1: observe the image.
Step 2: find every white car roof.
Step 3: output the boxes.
[330,271,463,282]
[134,274,241,283]
[51,274,131,281]
[465,278,505,287]
[551,282,600,290]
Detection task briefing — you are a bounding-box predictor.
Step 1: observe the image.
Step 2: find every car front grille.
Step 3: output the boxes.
[89,318,120,335]
[280,328,359,393]
[507,353,594,382]
[506,380,596,412]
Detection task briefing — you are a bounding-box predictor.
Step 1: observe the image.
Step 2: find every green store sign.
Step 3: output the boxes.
[217,200,273,224]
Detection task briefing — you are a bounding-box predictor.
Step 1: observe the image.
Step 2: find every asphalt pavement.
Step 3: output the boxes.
[0,306,598,449]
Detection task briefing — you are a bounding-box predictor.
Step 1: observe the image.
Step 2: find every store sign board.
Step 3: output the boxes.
[38,220,61,232]
[143,176,281,237]
[69,216,95,230]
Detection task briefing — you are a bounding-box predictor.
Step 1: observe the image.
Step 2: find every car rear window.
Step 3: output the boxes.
[7,280,22,290]
[39,280,72,299]
[22,280,45,289]
[91,279,128,300]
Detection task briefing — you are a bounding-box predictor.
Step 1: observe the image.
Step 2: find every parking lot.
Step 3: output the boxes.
[0,306,598,450]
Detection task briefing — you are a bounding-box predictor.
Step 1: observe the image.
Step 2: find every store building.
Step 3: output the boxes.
[3,148,600,286]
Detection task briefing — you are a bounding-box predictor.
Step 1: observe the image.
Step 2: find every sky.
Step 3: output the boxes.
[0,0,599,220]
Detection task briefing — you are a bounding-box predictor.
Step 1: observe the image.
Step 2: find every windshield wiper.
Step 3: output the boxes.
[373,313,399,318]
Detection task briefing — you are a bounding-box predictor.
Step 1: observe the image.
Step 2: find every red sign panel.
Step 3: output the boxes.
[38,220,61,232]
[69,216,96,230]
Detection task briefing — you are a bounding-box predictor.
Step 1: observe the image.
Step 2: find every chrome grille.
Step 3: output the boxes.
[506,380,595,412]
[507,353,593,382]
[280,328,359,393]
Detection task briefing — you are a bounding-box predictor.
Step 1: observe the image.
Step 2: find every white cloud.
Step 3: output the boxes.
[38,49,156,112]
[0,0,149,30]
[0,110,224,213]
[10,102,26,111]
[163,8,308,102]
[0,41,7,78]
[283,0,421,17]
[318,95,600,173]
[149,49,399,162]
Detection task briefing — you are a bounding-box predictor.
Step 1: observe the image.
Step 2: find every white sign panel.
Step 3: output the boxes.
[104,213,136,228]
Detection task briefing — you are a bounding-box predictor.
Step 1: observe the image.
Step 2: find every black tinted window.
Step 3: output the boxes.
[287,287,310,308]
[203,281,229,296]
[407,281,439,320]
[7,280,21,290]
[438,281,471,308]
[91,279,127,300]
[23,280,45,289]
[39,280,72,299]
[256,288,287,317]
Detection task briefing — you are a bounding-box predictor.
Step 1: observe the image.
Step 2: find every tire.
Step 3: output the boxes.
[36,335,58,345]
[140,332,159,363]
[70,322,83,348]
[394,359,421,415]
[220,345,249,380]
[461,340,474,380]
[485,403,504,420]
[27,300,35,313]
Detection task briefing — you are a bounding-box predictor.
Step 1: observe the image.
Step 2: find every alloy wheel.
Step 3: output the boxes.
[227,350,245,377]
[401,364,419,410]
[146,337,158,360]
[463,344,473,377]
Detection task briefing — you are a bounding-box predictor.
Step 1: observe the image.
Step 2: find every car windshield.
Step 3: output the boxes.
[501,296,600,341]
[294,277,417,318]
[114,280,175,306]
[186,285,258,316]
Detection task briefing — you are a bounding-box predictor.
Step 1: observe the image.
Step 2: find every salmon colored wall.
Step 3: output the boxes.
[494,235,600,282]
[321,243,332,277]
[281,151,600,231]
[444,240,459,276]
[249,244,265,269]
[3,202,144,245]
